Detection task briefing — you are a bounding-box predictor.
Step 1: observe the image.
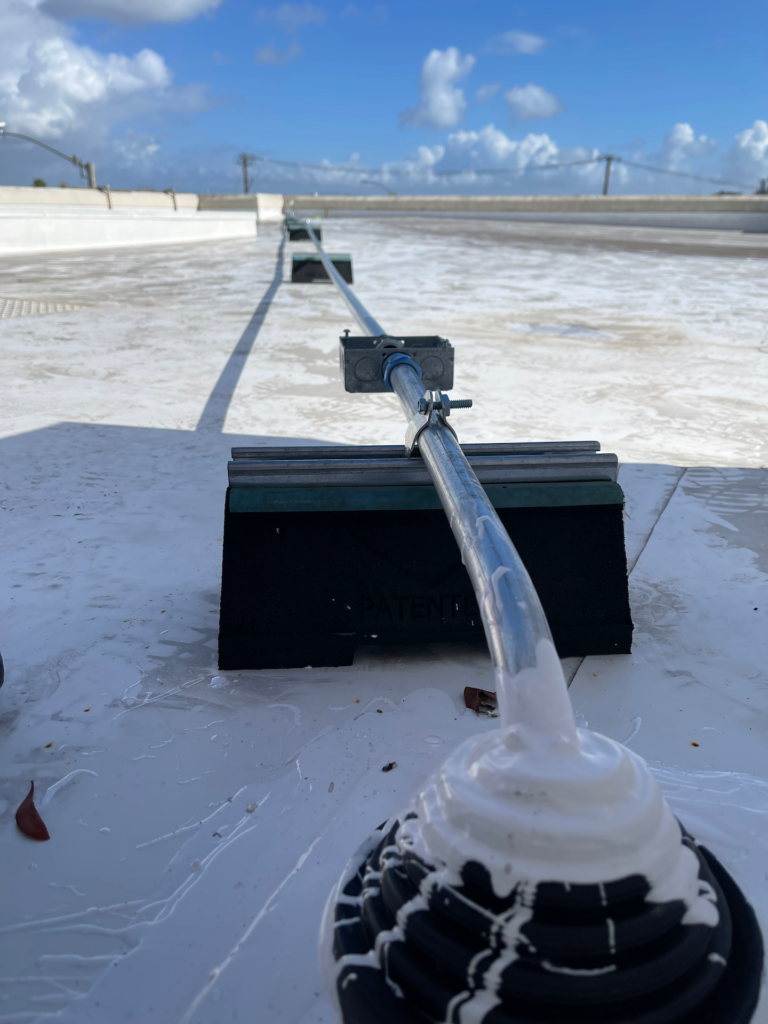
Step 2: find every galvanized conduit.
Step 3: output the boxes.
[305,223,560,713]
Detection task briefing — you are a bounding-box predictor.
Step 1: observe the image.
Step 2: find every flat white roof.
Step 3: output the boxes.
[1,220,766,1022]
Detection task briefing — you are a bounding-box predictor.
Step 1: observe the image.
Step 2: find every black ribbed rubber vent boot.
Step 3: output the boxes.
[329,819,763,1024]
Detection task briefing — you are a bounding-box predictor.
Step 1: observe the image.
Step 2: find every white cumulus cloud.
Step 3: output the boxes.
[400,47,476,130]
[381,126,602,190]
[112,130,161,166]
[438,124,558,172]
[485,30,547,55]
[40,0,222,21]
[255,3,326,33]
[2,10,172,139]
[256,124,602,193]
[505,83,562,120]
[476,82,500,105]
[0,0,211,186]
[254,41,302,64]
[659,122,716,168]
[381,144,445,180]
[724,120,768,183]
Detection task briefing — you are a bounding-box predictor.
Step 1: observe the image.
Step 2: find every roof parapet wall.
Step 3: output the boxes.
[285,194,768,214]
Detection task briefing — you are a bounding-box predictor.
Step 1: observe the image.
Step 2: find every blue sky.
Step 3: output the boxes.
[1,0,766,193]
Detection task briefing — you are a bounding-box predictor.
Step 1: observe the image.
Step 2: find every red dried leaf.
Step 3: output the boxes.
[463,686,498,715]
[15,781,50,841]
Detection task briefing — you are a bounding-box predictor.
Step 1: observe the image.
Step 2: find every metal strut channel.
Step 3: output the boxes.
[305,222,553,686]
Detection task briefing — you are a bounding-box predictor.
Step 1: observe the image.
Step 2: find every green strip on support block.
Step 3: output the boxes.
[229,480,624,513]
[291,253,350,263]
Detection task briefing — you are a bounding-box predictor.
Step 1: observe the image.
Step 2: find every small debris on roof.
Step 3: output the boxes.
[15,782,50,841]
[464,686,499,717]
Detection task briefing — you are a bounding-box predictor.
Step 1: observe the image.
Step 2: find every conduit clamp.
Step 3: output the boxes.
[404,389,473,458]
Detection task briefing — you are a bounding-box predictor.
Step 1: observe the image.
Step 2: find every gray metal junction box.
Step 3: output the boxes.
[339,334,454,393]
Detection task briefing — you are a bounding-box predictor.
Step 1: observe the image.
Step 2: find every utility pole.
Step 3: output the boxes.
[237,153,256,194]
[602,155,615,196]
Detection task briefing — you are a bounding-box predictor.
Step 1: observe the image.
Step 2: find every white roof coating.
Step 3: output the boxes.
[1,219,767,1023]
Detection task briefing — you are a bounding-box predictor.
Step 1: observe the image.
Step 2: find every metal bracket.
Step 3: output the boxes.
[404,392,431,458]
[404,390,462,457]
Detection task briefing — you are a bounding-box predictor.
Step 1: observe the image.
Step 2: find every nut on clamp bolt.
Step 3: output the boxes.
[405,389,473,458]
[417,393,473,415]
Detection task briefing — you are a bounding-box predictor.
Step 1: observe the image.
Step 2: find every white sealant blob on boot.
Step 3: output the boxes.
[400,637,716,921]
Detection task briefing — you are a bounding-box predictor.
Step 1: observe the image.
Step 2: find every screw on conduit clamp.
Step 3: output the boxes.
[404,389,473,458]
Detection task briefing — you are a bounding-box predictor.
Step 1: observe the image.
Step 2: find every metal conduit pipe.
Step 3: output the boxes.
[305,222,556,698]
[306,224,386,337]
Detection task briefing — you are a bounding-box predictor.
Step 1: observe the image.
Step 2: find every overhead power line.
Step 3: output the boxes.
[618,158,753,190]
[253,152,758,192]
[253,154,596,176]
[254,155,382,174]
[437,156,755,190]
[434,158,600,176]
